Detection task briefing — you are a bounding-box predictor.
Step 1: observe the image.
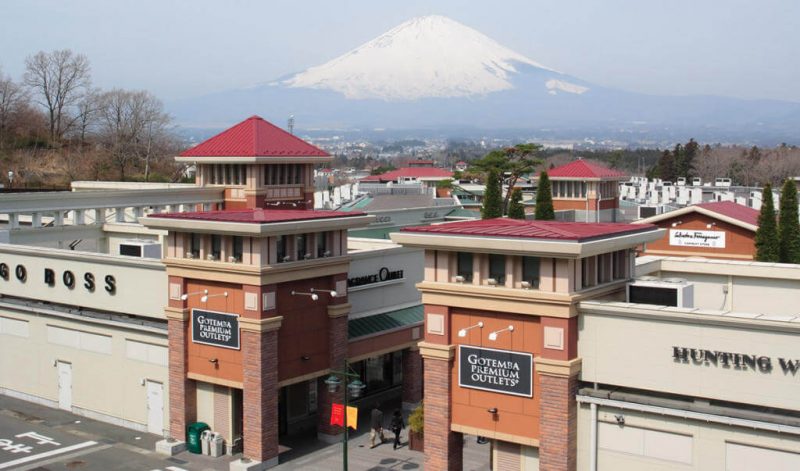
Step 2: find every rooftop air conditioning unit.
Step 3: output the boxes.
[119,240,161,259]
[627,278,694,308]
[638,206,660,219]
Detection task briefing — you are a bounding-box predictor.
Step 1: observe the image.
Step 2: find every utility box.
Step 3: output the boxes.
[186,422,209,454]
[210,432,225,457]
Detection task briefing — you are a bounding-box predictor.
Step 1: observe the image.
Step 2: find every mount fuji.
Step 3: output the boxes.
[171,15,800,142]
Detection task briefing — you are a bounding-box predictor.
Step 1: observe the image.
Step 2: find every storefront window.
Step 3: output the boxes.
[232,236,243,262]
[296,234,306,260]
[277,235,287,262]
[211,235,221,260]
[317,232,328,257]
[190,233,201,259]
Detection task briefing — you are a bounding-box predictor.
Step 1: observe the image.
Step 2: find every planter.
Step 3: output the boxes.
[408,430,423,452]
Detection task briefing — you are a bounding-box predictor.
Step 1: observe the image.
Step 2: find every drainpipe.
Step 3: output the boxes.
[589,402,598,471]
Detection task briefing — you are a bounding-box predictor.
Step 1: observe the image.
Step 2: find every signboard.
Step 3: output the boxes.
[347,267,404,288]
[191,309,240,350]
[458,345,533,397]
[669,229,726,248]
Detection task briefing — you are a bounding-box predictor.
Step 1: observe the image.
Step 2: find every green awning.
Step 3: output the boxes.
[348,305,423,339]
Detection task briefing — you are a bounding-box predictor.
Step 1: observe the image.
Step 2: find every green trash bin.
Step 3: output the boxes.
[186,422,209,454]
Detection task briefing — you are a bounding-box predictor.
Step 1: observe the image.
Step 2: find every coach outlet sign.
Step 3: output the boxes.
[191,309,240,350]
[458,345,533,397]
[669,229,726,248]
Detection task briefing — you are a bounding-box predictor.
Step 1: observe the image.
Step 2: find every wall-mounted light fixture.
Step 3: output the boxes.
[201,291,228,303]
[301,355,311,361]
[310,288,338,298]
[458,321,484,338]
[181,289,208,301]
[291,290,319,301]
[488,325,514,341]
[671,221,683,228]
[706,222,717,229]
[208,358,219,365]
[615,414,625,425]
[487,407,498,414]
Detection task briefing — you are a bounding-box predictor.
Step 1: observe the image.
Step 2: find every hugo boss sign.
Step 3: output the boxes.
[458,345,533,397]
[0,263,116,294]
[191,309,240,350]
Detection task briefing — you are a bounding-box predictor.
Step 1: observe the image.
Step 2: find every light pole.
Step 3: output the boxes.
[324,360,365,471]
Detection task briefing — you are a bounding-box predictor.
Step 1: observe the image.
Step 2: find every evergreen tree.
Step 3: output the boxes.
[535,171,555,220]
[754,183,779,262]
[507,187,525,219]
[778,179,800,263]
[481,168,503,219]
[654,150,675,181]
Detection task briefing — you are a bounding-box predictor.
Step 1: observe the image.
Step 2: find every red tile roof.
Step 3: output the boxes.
[546,160,628,179]
[360,167,453,182]
[695,201,759,227]
[401,218,656,242]
[179,115,329,158]
[148,209,363,224]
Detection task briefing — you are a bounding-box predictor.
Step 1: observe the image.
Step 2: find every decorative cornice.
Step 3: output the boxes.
[239,316,283,333]
[536,357,582,378]
[418,341,455,361]
[164,306,190,321]
[327,303,352,319]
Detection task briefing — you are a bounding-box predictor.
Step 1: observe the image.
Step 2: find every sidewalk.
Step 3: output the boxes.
[0,394,490,470]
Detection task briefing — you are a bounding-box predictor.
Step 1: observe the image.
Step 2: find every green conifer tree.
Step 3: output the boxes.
[481,168,503,219]
[754,183,779,262]
[535,171,555,220]
[508,187,525,219]
[778,179,800,263]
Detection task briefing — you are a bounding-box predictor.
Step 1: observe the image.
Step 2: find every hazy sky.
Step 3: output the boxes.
[2,0,798,103]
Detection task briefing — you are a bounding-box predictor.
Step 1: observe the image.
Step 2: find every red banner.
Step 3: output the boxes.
[330,403,344,427]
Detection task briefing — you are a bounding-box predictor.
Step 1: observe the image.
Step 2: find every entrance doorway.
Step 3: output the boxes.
[57,361,72,411]
[146,380,164,435]
[231,388,243,453]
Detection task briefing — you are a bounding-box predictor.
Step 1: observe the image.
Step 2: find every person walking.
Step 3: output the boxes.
[390,409,405,450]
[370,404,385,448]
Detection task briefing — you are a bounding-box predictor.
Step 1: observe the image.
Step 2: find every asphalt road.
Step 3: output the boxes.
[0,396,198,471]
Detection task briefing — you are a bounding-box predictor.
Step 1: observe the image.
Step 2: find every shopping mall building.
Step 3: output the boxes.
[0,116,425,470]
[2,115,800,471]
[392,218,800,471]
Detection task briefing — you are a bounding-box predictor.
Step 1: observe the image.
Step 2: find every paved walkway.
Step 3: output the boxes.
[0,394,490,470]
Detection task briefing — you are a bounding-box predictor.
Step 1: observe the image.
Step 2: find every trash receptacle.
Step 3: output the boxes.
[200,430,212,455]
[186,422,209,454]
[210,432,224,458]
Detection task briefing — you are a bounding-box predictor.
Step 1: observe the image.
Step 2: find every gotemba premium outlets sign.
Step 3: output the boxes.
[458,345,533,397]
[669,229,726,248]
[191,309,240,350]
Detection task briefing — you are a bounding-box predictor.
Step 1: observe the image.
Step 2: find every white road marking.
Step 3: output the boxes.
[166,467,188,471]
[0,440,98,469]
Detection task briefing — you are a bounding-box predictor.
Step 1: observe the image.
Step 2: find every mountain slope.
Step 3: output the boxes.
[280,15,560,100]
[170,15,800,142]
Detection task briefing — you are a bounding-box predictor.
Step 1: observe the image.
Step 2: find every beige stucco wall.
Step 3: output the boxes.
[0,307,169,433]
[577,403,800,470]
[0,244,167,319]
[579,307,800,411]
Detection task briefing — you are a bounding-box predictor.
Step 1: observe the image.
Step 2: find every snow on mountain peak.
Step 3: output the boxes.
[282,15,555,101]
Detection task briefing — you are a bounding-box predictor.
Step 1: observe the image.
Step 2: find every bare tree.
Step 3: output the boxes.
[24,49,91,141]
[0,69,29,146]
[96,89,172,181]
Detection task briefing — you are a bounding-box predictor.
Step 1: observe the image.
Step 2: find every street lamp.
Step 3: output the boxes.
[324,360,365,471]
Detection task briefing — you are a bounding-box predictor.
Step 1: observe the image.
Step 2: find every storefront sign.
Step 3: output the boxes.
[669,229,726,248]
[191,309,240,350]
[673,346,800,375]
[458,345,533,397]
[347,267,404,288]
[0,263,116,294]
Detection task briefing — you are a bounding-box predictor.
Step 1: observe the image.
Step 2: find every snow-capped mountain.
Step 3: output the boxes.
[171,15,800,142]
[280,15,571,101]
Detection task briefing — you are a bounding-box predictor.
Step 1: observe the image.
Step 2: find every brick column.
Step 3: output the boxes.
[166,307,195,442]
[419,342,462,471]
[537,358,581,471]
[317,301,351,442]
[241,316,282,468]
[401,346,422,411]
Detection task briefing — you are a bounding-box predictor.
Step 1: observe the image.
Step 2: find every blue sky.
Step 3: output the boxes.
[1,0,798,102]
